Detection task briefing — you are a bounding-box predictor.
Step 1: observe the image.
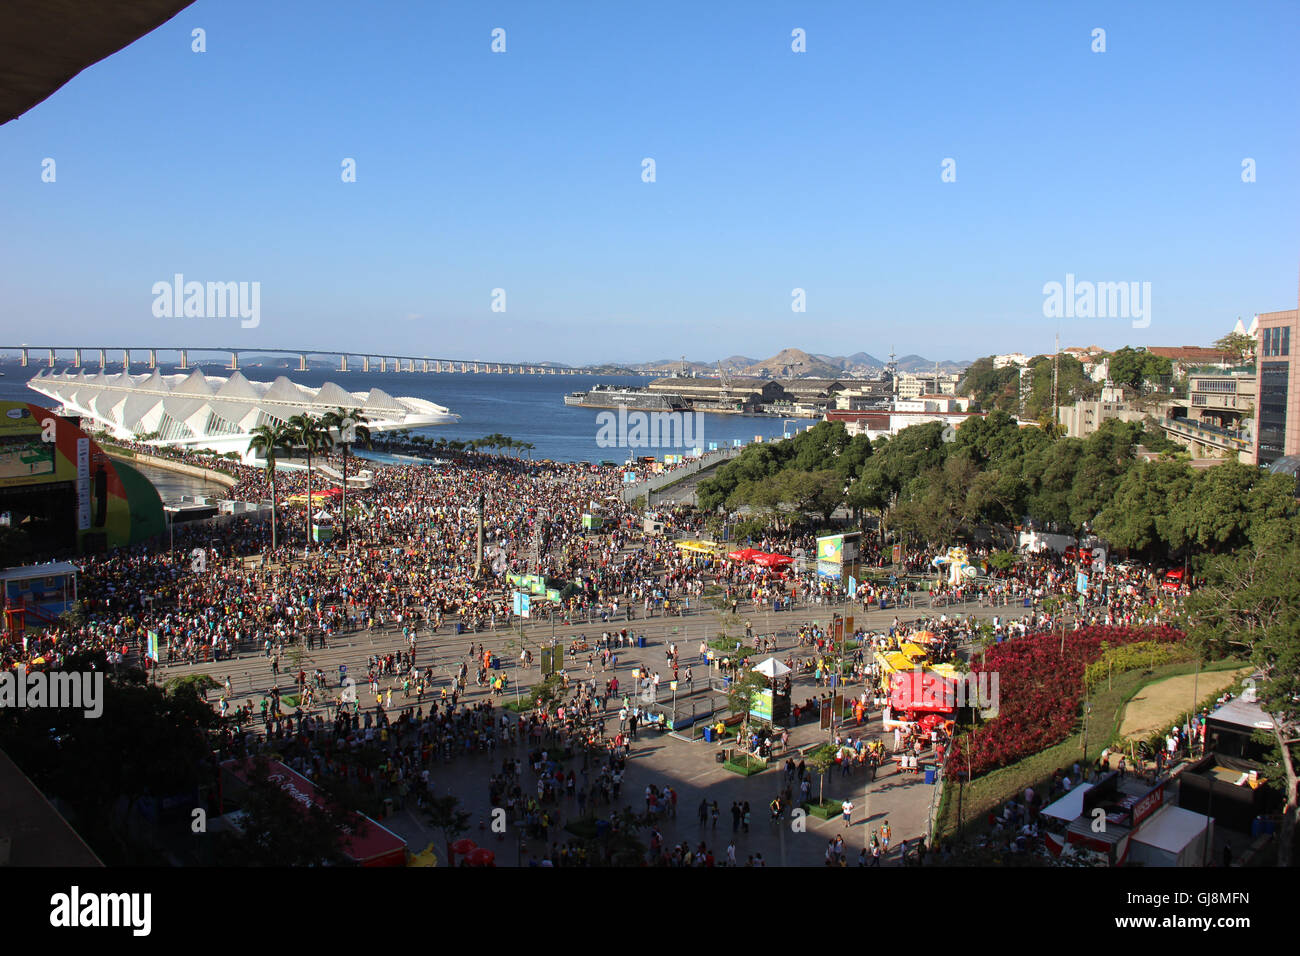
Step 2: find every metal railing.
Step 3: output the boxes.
[1160,417,1249,449]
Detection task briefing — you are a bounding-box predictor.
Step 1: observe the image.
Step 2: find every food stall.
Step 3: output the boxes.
[220,758,407,866]
[1127,804,1212,867]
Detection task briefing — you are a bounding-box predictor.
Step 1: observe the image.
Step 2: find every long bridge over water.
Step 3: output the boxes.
[1,346,647,377]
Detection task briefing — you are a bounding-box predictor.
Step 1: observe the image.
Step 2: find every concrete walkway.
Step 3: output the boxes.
[164,590,1037,866]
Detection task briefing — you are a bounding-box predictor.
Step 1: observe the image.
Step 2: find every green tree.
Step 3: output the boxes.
[777,470,846,523]
[958,357,1022,413]
[426,794,472,865]
[808,744,838,805]
[1181,523,1300,866]
[788,419,852,471]
[833,433,874,482]
[1024,353,1092,419]
[217,756,351,866]
[699,442,791,511]
[1179,461,1265,555]
[1022,436,1083,528]
[1213,330,1255,365]
[322,407,371,545]
[247,422,293,550]
[1095,459,1195,558]
[726,670,770,754]
[1067,420,1145,530]
[286,414,334,548]
[1107,347,1173,392]
[0,667,215,864]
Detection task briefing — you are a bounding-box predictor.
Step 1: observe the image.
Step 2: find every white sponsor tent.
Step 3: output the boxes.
[752,657,792,679]
[1127,804,1212,867]
[1041,783,1094,824]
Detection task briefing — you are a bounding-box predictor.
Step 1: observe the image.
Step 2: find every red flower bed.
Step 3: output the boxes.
[948,625,1184,777]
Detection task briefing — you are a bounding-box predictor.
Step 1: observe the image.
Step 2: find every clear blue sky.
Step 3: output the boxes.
[2,0,1297,366]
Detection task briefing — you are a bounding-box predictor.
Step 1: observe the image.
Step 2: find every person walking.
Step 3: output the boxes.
[841,798,854,829]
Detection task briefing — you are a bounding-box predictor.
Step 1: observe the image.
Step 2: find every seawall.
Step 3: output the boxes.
[105,450,239,489]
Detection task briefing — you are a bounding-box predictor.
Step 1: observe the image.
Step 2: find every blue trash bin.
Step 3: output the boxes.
[491,657,500,670]
[703,727,714,743]
[924,767,936,785]
[596,820,610,838]
[456,622,464,634]
[1024,597,1031,608]
[638,636,646,648]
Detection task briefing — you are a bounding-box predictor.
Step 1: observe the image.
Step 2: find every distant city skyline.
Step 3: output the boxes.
[1,1,1297,363]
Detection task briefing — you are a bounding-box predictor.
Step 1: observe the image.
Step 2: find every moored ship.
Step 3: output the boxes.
[563,385,686,411]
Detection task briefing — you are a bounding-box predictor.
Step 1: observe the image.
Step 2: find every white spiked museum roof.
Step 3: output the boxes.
[27,368,459,463]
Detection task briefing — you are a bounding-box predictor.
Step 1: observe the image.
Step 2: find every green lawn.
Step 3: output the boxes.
[933,657,1246,841]
[723,754,768,776]
[806,800,841,820]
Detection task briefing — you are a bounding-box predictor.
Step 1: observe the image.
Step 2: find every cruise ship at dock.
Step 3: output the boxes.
[563,385,686,411]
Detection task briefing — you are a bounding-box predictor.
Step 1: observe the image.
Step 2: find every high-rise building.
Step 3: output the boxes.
[1254,300,1299,468]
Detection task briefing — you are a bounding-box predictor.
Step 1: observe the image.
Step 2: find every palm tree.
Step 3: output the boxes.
[247,422,292,550]
[323,407,370,546]
[520,441,535,459]
[286,414,334,549]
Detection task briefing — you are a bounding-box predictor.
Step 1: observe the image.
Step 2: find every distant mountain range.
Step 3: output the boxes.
[627,347,970,379]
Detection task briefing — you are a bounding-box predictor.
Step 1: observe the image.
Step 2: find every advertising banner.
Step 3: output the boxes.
[817,559,842,579]
[750,687,773,722]
[0,405,59,486]
[817,534,844,563]
[817,532,862,565]
[76,437,91,530]
[512,591,530,618]
[0,401,160,552]
[507,573,548,595]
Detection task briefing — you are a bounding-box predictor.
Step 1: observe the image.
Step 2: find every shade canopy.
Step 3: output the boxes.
[752,657,791,678]
[677,540,720,553]
[889,670,957,714]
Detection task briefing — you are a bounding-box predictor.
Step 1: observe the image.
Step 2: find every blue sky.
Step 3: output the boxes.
[2,0,1297,366]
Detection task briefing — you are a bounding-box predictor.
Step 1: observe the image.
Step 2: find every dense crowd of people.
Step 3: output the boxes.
[2,434,1204,866]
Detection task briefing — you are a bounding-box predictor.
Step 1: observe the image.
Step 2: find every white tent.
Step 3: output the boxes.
[1041,783,1094,824]
[1128,804,1211,868]
[752,657,791,679]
